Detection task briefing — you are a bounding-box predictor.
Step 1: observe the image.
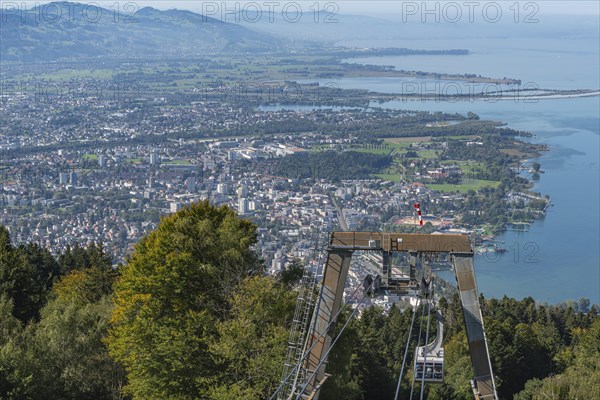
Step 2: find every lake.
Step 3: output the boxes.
[265,35,600,304]
[345,36,600,304]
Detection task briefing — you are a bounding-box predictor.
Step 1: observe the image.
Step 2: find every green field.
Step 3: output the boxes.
[374,173,403,182]
[427,179,500,194]
[443,160,487,175]
[416,150,438,159]
[385,142,413,150]
[383,137,430,149]
[351,145,394,155]
[82,154,98,161]
[38,69,115,80]
[309,144,337,152]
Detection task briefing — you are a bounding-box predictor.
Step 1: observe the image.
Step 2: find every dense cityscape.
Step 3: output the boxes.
[1,2,598,400]
[1,86,550,270]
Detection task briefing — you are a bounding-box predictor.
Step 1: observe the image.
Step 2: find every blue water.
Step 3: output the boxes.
[407,97,600,304]
[270,34,600,303]
[341,37,600,91]
[263,97,600,303]
[338,36,600,304]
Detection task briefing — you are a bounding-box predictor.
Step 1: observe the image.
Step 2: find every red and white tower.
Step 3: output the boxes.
[413,202,423,226]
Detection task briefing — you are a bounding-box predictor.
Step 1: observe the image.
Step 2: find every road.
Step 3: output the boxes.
[330,194,348,231]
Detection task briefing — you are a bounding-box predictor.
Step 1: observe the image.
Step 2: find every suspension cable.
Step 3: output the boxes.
[393,296,421,400]
[419,298,433,400]
[293,280,374,400]
[269,281,366,400]
[409,297,427,400]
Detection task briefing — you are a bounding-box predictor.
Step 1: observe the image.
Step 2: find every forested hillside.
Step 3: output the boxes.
[0,202,598,399]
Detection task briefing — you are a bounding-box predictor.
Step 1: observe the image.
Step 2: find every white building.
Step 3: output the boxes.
[150,151,159,166]
[237,186,248,199]
[217,183,229,195]
[238,198,248,214]
[170,202,182,213]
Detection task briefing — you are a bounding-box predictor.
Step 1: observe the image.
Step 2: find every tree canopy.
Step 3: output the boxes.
[107,200,293,399]
[1,203,599,400]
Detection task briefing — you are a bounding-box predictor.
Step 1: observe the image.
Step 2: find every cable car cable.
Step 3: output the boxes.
[393,295,421,400]
[409,297,427,400]
[419,299,433,400]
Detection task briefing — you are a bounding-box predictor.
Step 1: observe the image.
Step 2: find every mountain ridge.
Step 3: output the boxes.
[0,1,284,62]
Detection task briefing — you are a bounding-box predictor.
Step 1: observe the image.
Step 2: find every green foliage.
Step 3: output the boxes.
[0,274,124,399]
[274,151,393,181]
[58,242,113,276]
[0,226,61,322]
[318,310,363,399]
[279,258,305,288]
[319,295,599,400]
[428,331,473,400]
[24,295,124,399]
[52,243,118,305]
[209,276,296,398]
[2,213,599,400]
[447,296,597,399]
[0,296,27,398]
[515,319,600,399]
[107,201,271,399]
[0,226,122,400]
[320,304,419,400]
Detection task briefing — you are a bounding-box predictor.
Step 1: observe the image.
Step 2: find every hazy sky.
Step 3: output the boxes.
[21,1,600,16]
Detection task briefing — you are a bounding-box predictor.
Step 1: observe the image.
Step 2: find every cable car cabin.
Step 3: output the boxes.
[414,347,444,382]
[414,309,445,383]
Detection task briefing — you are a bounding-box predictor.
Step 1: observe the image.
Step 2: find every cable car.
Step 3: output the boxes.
[414,310,444,383]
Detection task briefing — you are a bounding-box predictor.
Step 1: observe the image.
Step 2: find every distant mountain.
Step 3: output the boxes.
[0,2,284,62]
[238,9,600,44]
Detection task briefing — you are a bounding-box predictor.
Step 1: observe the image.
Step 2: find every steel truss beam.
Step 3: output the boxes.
[296,232,497,400]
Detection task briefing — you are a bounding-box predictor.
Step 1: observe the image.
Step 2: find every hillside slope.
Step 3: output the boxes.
[0,2,284,62]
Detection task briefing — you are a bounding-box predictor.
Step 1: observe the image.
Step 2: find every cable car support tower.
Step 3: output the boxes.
[274,232,498,400]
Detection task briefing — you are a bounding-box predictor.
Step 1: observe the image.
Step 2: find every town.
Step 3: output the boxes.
[1,84,549,274]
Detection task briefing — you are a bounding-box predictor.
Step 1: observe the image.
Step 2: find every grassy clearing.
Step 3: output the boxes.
[427,179,500,194]
[383,136,432,143]
[309,144,337,152]
[383,137,431,150]
[444,135,481,140]
[351,145,393,155]
[82,154,98,161]
[387,142,413,151]
[416,150,438,159]
[374,173,403,182]
[500,148,527,157]
[443,160,488,174]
